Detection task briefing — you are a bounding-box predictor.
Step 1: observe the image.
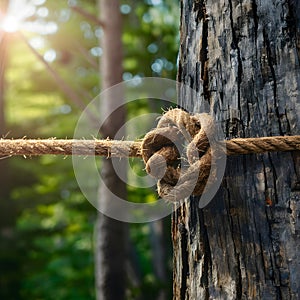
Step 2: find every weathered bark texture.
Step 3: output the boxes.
[174,0,300,299]
[95,1,127,300]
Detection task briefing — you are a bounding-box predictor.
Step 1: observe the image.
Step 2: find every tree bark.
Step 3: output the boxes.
[174,0,300,299]
[95,1,128,300]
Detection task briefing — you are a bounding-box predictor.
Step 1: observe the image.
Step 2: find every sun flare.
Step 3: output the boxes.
[1,15,22,32]
[0,0,54,35]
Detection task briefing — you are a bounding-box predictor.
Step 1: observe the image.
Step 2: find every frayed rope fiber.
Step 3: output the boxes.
[1,108,300,201]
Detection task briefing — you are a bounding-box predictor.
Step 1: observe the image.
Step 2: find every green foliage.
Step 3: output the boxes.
[1,0,179,299]
[122,0,179,78]
[12,156,96,299]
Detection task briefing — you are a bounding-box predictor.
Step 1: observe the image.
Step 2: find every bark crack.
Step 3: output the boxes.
[226,183,243,299]
[199,2,210,103]
[286,0,299,59]
[228,0,243,114]
[262,29,284,135]
[252,0,259,42]
[199,209,212,300]
[229,215,243,300]
[265,206,282,294]
[235,253,243,299]
[262,158,284,298]
[258,233,267,283]
[267,153,279,205]
[179,222,189,300]
[252,210,267,285]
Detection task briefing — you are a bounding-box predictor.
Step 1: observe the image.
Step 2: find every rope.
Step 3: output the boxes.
[1,136,299,157]
[1,108,299,201]
[141,108,300,201]
[0,139,141,157]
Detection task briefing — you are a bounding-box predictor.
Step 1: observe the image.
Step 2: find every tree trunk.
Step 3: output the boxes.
[95,0,128,299]
[0,3,7,137]
[150,220,168,300]
[0,2,20,298]
[174,0,300,299]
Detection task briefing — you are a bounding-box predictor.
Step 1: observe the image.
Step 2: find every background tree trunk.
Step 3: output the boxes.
[0,2,20,298]
[174,0,300,299]
[0,45,5,139]
[95,0,128,299]
[150,220,168,300]
[0,1,8,138]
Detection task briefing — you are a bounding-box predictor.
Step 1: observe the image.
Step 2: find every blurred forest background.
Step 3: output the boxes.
[0,0,179,299]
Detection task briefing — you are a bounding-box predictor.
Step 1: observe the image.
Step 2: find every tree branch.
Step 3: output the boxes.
[18,32,99,126]
[70,5,105,27]
[75,41,99,69]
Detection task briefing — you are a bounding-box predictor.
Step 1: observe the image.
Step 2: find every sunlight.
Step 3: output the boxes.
[1,15,21,32]
[0,0,34,32]
[0,0,57,35]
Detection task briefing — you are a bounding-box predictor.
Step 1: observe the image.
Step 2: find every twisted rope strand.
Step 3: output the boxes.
[0,136,300,157]
[225,136,300,155]
[2,108,299,202]
[0,139,141,157]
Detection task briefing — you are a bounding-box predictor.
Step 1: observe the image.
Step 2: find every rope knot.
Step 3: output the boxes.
[141,108,216,202]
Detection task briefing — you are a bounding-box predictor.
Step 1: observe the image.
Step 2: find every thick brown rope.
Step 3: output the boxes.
[1,108,299,201]
[1,135,299,157]
[0,139,141,157]
[140,108,300,201]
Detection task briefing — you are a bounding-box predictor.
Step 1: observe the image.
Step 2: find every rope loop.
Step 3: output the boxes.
[141,108,218,202]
